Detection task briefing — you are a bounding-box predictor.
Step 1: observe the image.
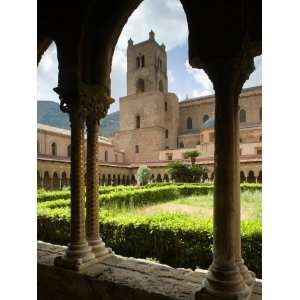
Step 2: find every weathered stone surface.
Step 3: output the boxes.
[38,241,261,300]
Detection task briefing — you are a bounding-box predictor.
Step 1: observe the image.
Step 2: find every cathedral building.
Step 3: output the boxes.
[37,31,262,189]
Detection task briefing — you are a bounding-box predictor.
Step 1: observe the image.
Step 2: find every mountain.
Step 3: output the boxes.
[37,100,120,137]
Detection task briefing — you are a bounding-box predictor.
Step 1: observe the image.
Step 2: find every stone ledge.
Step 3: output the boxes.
[37,241,261,300]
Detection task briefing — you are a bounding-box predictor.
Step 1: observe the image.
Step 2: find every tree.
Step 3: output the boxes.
[136,165,151,186]
[183,150,200,165]
[166,161,191,182]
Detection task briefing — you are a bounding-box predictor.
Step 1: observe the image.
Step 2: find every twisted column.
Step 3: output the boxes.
[82,83,114,260]
[196,54,255,300]
[86,115,111,259]
[55,110,95,270]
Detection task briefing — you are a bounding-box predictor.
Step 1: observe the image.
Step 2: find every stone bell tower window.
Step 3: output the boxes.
[136,78,145,93]
[136,115,140,129]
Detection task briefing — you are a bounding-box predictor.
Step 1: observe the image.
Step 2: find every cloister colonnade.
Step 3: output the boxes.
[38,1,261,299]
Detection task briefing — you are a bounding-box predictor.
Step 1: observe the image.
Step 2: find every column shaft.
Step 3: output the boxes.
[86,117,100,240]
[86,115,111,259]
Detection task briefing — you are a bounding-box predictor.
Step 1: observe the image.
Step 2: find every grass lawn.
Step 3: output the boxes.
[102,190,261,222]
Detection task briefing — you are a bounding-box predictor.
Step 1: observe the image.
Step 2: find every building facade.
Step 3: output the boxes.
[37,31,262,189]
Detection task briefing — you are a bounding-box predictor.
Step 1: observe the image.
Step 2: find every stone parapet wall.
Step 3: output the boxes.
[38,241,262,300]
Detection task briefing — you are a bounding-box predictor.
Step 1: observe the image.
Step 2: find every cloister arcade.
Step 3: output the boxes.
[38,0,261,299]
[38,158,262,190]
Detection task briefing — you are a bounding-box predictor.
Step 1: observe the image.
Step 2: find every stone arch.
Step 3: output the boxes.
[240,109,246,123]
[157,174,162,183]
[44,171,51,190]
[136,78,145,93]
[131,174,136,185]
[240,171,246,183]
[122,175,126,185]
[37,171,42,188]
[53,172,60,189]
[210,172,214,182]
[107,174,112,185]
[126,175,130,185]
[61,171,68,188]
[117,174,121,185]
[187,117,193,129]
[51,142,57,156]
[247,170,256,183]
[257,170,262,183]
[112,174,116,186]
[163,174,169,182]
[102,174,106,185]
[151,174,155,183]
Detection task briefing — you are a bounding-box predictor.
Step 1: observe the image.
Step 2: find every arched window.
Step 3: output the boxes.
[240,171,246,183]
[136,57,140,68]
[51,142,57,156]
[247,170,256,183]
[187,117,193,129]
[136,115,140,128]
[37,140,40,154]
[67,144,71,158]
[165,129,168,139]
[104,150,108,162]
[164,101,168,112]
[159,80,164,92]
[135,145,139,153]
[141,55,145,67]
[259,107,262,121]
[202,114,209,124]
[240,109,246,123]
[136,78,145,93]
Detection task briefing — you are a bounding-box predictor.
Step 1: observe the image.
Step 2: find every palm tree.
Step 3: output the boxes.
[183,150,200,166]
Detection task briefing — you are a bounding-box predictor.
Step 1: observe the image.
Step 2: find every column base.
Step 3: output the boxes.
[88,238,113,260]
[54,242,95,271]
[237,259,256,290]
[194,264,253,300]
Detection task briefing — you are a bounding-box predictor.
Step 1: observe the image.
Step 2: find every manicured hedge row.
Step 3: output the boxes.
[37,183,261,205]
[37,211,261,278]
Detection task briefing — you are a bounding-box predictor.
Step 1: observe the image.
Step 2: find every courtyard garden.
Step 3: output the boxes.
[37,183,262,278]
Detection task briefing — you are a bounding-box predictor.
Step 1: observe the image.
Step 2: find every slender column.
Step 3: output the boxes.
[234,106,255,288]
[196,55,255,300]
[55,110,95,269]
[86,115,111,259]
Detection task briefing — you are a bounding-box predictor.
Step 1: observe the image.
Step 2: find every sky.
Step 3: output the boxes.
[37,0,262,114]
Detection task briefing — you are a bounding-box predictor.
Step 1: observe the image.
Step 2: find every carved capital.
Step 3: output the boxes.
[54,82,114,126]
[204,53,255,99]
[80,83,114,123]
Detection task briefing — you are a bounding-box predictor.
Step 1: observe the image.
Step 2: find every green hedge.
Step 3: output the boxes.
[37,183,261,205]
[37,210,261,278]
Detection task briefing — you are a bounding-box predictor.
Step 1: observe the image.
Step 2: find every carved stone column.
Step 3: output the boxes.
[83,83,114,260]
[195,54,255,300]
[54,86,95,270]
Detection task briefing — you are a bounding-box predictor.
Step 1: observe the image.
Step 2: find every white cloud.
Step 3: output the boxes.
[116,0,188,51]
[37,43,59,102]
[184,60,214,97]
[168,70,175,84]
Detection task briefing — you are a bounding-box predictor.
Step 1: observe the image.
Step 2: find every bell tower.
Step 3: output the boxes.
[114,31,179,163]
[127,30,168,95]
